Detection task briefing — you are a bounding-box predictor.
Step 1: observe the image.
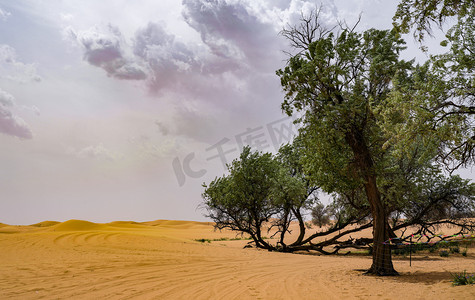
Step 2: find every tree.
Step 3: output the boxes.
[203,143,373,253]
[392,1,474,170]
[271,139,317,250]
[276,10,415,275]
[311,202,330,227]
[393,0,473,43]
[274,5,475,274]
[202,146,281,250]
[202,140,474,258]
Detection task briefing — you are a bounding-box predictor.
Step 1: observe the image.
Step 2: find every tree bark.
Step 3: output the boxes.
[346,130,398,276]
[363,175,398,275]
[289,207,306,246]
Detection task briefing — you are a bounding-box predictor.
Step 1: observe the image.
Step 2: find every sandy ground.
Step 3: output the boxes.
[0,220,474,299]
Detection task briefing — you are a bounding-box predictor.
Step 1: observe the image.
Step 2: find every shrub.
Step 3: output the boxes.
[393,248,404,256]
[439,250,450,257]
[450,246,460,254]
[452,271,475,286]
[195,238,211,243]
[439,242,450,249]
[311,203,330,227]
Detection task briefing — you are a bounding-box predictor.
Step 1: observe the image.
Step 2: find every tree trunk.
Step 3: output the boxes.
[346,131,398,276]
[363,175,398,275]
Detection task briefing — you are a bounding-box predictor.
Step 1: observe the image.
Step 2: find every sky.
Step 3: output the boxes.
[0,0,472,225]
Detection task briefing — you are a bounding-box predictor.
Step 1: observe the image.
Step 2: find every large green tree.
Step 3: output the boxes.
[276,11,414,275]
[203,3,475,276]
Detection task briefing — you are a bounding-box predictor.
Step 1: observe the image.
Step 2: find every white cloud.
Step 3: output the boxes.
[128,134,181,159]
[0,88,15,106]
[72,144,119,161]
[20,105,40,116]
[0,45,42,83]
[0,7,10,21]
[133,22,199,91]
[0,88,33,139]
[60,13,73,22]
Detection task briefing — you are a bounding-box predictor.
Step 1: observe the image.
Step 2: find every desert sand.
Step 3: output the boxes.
[0,219,474,299]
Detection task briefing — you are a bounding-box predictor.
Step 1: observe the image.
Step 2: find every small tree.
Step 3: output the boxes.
[311,202,330,227]
[202,146,280,249]
[203,144,373,253]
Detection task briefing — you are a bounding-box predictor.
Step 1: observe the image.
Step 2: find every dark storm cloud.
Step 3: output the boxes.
[67,24,147,80]
[182,0,281,69]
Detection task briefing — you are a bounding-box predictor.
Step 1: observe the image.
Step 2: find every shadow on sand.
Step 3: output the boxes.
[388,270,452,284]
[393,255,444,262]
[353,269,452,284]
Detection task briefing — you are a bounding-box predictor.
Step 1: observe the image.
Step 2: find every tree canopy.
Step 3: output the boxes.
[393,0,473,42]
[391,3,474,171]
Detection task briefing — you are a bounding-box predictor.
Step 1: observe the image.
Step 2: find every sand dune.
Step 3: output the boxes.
[30,221,61,227]
[0,219,474,299]
[53,220,108,231]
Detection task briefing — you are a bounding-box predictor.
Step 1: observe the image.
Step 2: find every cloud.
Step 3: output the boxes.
[61,1,336,97]
[20,105,40,116]
[56,1,340,141]
[272,0,338,27]
[67,24,147,80]
[0,7,10,21]
[0,89,33,139]
[62,1,291,94]
[0,88,15,106]
[60,13,73,22]
[125,0,286,98]
[132,21,245,94]
[73,144,119,161]
[156,105,218,142]
[182,0,280,68]
[133,22,199,91]
[0,45,42,83]
[128,134,180,159]
[155,121,169,136]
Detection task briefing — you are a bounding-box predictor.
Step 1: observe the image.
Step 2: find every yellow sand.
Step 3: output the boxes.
[0,220,474,299]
